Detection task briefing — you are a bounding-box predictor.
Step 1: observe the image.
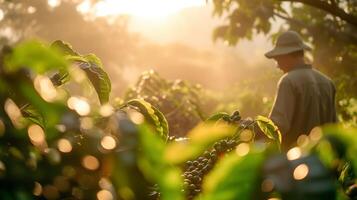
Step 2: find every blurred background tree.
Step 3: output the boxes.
[0,0,137,95]
[211,0,357,123]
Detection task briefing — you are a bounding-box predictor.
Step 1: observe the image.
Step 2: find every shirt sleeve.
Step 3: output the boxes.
[269,77,296,135]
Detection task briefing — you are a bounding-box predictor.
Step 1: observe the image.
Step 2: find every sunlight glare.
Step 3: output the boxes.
[48,0,61,8]
[0,9,4,21]
[94,0,206,19]
[77,0,92,14]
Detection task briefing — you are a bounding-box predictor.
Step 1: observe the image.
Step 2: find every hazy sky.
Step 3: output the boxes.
[92,1,275,68]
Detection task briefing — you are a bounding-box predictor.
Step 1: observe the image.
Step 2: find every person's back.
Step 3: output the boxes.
[271,64,337,149]
[264,31,337,150]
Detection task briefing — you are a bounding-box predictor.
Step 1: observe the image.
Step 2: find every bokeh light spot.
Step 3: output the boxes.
[0,160,6,172]
[67,96,91,116]
[101,136,116,150]
[287,147,302,160]
[99,104,114,117]
[293,164,309,180]
[235,143,250,156]
[97,189,113,200]
[82,155,100,170]
[33,182,42,196]
[99,178,112,190]
[57,139,72,153]
[28,124,45,145]
[34,75,57,102]
[309,127,323,141]
[4,99,23,128]
[297,134,309,147]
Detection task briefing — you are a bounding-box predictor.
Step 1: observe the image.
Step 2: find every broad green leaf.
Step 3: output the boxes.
[67,54,111,104]
[200,151,265,200]
[321,125,357,174]
[165,122,236,164]
[80,60,111,104]
[50,40,79,56]
[4,40,68,74]
[256,115,282,148]
[314,139,338,169]
[21,104,45,127]
[137,125,184,200]
[205,112,230,123]
[51,41,112,104]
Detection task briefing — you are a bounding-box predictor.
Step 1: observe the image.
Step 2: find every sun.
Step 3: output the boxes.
[92,0,206,19]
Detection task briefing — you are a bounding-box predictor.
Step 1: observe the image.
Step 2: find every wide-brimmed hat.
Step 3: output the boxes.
[265,31,311,59]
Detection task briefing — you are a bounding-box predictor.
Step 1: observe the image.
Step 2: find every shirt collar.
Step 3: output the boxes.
[291,63,312,71]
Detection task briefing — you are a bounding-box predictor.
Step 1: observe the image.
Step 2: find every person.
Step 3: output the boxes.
[265,31,337,150]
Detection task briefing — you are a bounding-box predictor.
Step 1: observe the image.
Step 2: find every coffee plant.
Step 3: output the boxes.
[124,70,215,137]
[0,40,356,200]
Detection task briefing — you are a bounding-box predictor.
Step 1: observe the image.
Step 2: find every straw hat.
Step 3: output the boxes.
[265,31,311,58]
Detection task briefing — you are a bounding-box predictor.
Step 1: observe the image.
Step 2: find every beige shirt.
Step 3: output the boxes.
[269,64,337,150]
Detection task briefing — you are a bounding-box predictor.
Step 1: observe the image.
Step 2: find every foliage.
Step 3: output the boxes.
[256,115,282,150]
[50,40,111,104]
[210,0,357,123]
[0,39,356,200]
[124,70,214,137]
[120,99,169,141]
[200,150,265,200]
[4,40,68,74]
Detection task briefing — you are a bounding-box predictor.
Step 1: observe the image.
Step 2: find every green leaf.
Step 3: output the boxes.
[126,99,169,141]
[165,123,236,164]
[137,125,184,200]
[151,104,169,142]
[73,54,111,104]
[321,125,357,175]
[21,104,45,126]
[255,115,282,148]
[4,40,68,74]
[200,150,265,200]
[50,40,79,56]
[50,41,112,104]
[205,112,230,123]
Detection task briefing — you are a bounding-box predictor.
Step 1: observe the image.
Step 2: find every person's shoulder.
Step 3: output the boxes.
[277,73,293,87]
[312,68,334,83]
[280,68,303,84]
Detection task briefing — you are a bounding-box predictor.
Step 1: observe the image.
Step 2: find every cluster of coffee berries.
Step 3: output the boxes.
[182,138,238,199]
